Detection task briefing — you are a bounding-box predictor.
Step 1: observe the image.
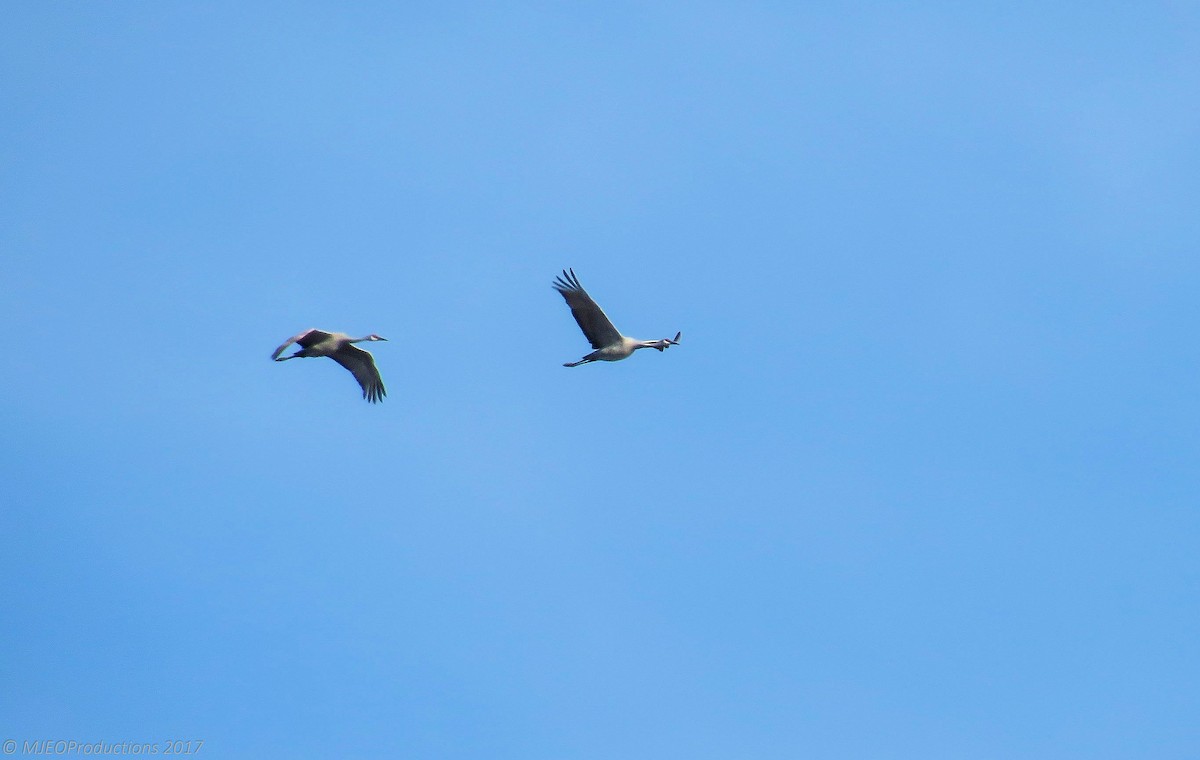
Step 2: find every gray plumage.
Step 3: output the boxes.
[552,268,681,367]
[271,329,388,403]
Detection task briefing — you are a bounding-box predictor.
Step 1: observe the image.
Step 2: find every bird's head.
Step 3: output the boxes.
[366,334,388,342]
[653,331,682,351]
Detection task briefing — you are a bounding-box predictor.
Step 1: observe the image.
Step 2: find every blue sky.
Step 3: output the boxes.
[2,3,1198,757]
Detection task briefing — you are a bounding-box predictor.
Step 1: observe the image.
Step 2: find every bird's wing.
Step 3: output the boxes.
[331,344,387,403]
[270,329,332,359]
[552,269,622,349]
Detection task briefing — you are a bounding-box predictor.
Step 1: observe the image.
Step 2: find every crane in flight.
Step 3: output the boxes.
[552,268,681,367]
[271,329,388,403]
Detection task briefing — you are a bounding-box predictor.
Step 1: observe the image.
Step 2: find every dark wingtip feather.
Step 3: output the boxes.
[552,269,578,293]
[364,382,386,403]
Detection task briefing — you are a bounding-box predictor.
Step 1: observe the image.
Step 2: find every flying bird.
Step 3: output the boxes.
[553,268,681,367]
[271,329,388,403]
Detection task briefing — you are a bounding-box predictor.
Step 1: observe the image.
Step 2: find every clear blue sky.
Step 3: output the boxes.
[2,3,1198,758]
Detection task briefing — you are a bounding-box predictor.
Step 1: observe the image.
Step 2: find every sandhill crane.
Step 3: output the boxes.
[271,329,388,403]
[553,268,681,367]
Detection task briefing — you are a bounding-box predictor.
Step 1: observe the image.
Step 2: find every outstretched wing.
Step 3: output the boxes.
[552,269,622,349]
[330,344,387,403]
[271,328,332,360]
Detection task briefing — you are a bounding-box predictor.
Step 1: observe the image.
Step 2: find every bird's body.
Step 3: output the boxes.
[271,329,388,403]
[552,268,680,367]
